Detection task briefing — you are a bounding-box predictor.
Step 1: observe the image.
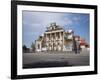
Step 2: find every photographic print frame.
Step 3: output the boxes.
[11,0,97,79]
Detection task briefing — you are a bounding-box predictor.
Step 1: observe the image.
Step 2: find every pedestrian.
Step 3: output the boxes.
[73,37,77,54]
[76,40,80,54]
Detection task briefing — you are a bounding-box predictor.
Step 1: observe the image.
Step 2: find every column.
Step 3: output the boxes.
[60,32,62,50]
[50,33,52,51]
[62,31,64,51]
[45,34,48,51]
[54,33,56,50]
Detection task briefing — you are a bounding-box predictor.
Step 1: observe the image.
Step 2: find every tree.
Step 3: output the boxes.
[31,43,35,52]
[23,45,27,53]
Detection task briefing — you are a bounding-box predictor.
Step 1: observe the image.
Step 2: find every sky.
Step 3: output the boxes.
[22,11,90,48]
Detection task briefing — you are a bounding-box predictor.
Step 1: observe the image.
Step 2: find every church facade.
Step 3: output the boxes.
[35,23,74,52]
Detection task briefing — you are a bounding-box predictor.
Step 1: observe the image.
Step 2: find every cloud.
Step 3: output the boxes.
[23,11,74,28]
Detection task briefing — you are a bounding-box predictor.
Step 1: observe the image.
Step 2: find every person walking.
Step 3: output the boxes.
[76,40,80,53]
[73,37,77,54]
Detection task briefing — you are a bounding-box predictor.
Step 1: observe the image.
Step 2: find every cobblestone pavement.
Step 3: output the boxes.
[23,50,89,68]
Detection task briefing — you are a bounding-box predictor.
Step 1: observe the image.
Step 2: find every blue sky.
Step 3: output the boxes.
[22,11,90,48]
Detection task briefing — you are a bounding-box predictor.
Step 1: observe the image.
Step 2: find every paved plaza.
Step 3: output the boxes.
[23,50,89,68]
